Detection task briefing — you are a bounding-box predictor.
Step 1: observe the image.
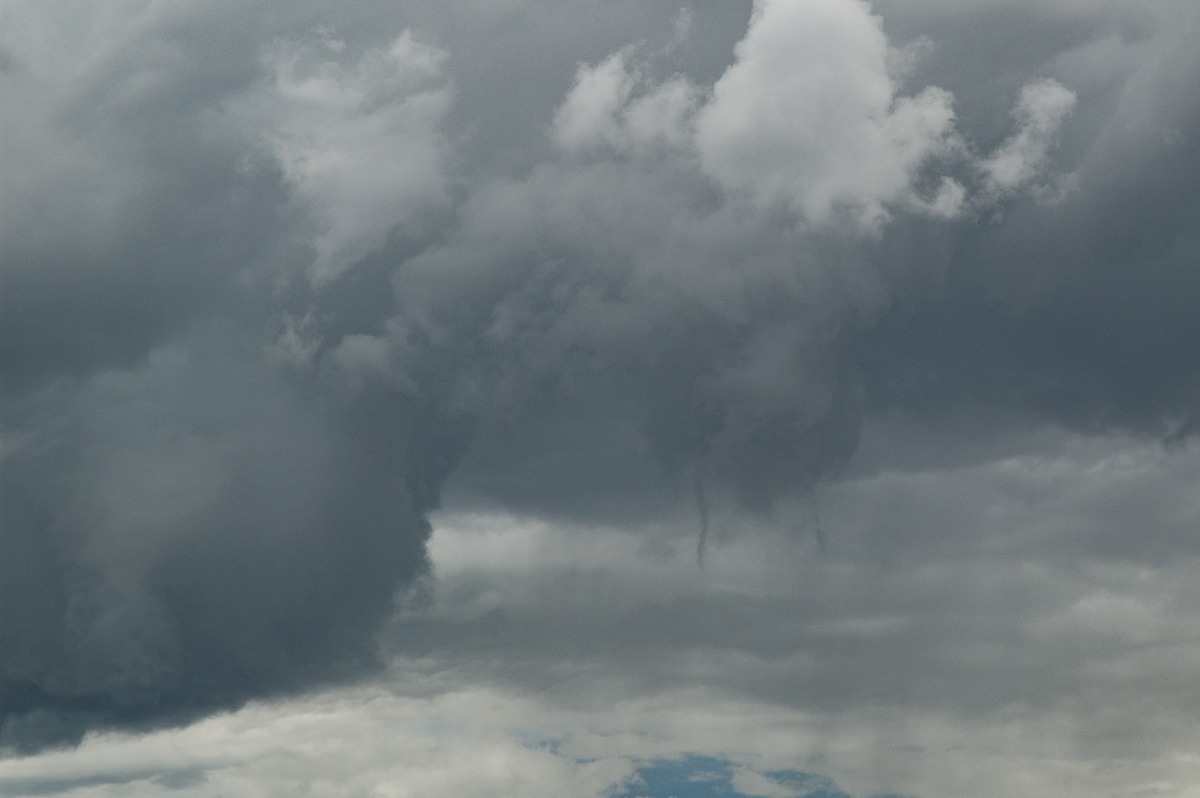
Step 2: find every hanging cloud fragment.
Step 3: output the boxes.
[979,77,1078,202]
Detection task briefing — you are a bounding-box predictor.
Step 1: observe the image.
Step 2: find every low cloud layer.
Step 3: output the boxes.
[2,0,1199,781]
[5,427,1200,796]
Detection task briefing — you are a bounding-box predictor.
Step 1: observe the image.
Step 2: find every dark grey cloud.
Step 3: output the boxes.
[863,1,1200,432]
[0,330,454,750]
[0,1,459,747]
[3,0,1199,757]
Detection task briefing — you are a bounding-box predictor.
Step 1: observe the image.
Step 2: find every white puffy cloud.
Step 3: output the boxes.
[553,51,700,157]
[694,0,962,230]
[552,51,636,153]
[256,32,453,284]
[980,77,1078,199]
[549,0,1075,232]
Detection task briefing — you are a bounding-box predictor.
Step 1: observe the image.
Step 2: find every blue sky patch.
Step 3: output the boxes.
[609,754,914,798]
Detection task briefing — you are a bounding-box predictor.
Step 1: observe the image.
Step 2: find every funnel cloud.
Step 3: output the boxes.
[3,0,1199,770]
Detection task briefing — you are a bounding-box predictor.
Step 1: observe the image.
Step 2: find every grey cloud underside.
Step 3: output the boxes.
[2,0,1199,751]
[0,346,457,750]
[863,0,1200,430]
[866,16,1200,431]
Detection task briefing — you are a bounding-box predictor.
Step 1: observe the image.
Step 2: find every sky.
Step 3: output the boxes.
[2,0,1200,795]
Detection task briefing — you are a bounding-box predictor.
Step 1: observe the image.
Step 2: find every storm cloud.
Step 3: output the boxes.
[2,0,1199,770]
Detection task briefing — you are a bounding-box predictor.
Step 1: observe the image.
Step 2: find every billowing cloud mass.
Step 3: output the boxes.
[695,0,963,227]
[2,0,1200,795]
